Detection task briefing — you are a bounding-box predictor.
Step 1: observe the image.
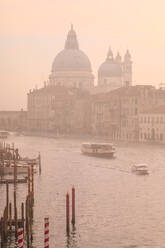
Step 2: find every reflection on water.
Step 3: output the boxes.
[1,135,165,247]
[66,226,78,248]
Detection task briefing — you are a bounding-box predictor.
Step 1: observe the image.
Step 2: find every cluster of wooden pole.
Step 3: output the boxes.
[0,164,35,247]
[66,186,76,235]
[0,142,16,161]
[0,142,41,178]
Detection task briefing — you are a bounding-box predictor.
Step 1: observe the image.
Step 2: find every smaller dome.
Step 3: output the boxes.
[98,62,122,77]
[98,48,122,77]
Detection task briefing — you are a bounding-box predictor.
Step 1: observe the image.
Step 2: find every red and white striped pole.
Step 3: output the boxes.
[44,217,49,248]
[18,228,24,248]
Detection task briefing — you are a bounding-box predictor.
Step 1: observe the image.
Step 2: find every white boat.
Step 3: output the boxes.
[81,143,116,158]
[131,163,149,175]
[0,131,9,139]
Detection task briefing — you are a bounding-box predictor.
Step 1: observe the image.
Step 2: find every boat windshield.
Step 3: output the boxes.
[135,164,148,169]
[82,143,114,149]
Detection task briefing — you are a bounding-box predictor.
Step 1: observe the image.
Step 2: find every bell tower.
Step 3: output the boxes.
[123,50,132,86]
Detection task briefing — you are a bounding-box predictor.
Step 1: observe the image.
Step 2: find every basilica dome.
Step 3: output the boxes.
[51,25,92,73]
[52,49,92,72]
[98,48,122,77]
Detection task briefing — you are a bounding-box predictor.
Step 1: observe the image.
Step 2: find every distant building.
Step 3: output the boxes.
[139,106,165,143]
[91,85,161,141]
[0,110,27,131]
[27,86,91,134]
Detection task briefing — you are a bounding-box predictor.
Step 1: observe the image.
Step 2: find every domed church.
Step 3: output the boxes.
[27,26,133,133]
[48,25,94,90]
[96,47,132,93]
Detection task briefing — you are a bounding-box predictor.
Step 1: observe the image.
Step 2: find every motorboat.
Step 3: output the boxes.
[81,143,116,158]
[131,163,149,175]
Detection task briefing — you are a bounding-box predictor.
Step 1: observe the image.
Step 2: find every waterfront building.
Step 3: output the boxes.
[27,86,91,134]
[139,105,165,143]
[0,110,27,131]
[91,85,159,141]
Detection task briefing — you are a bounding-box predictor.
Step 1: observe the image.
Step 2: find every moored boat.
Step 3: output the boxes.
[0,131,9,139]
[81,143,116,158]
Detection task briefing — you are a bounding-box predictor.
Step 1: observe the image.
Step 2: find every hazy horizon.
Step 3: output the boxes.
[1,0,165,110]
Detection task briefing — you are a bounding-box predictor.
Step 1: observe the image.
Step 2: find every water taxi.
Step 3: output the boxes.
[131,163,149,175]
[81,143,116,158]
[0,131,9,139]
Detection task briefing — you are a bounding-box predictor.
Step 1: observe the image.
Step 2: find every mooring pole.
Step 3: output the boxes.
[6,181,9,219]
[44,217,49,248]
[18,227,24,248]
[31,164,34,204]
[21,202,24,230]
[28,167,31,199]
[66,192,70,235]
[39,152,41,174]
[71,186,75,225]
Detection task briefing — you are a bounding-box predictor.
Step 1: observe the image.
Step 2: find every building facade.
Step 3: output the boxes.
[139,106,165,143]
[0,110,27,131]
[27,86,92,135]
[91,85,164,141]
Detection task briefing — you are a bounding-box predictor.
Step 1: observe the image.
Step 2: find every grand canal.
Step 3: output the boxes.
[1,135,165,247]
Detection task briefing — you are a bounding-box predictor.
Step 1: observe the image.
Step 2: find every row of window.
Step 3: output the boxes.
[140,115,165,124]
[140,132,164,141]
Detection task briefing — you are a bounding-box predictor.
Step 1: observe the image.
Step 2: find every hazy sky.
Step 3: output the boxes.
[1,0,165,110]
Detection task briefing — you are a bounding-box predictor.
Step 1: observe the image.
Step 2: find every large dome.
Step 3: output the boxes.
[98,48,122,77]
[52,49,92,72]
[51,25,92,73]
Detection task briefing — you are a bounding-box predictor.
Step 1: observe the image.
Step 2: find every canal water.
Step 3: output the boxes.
[1,135,165,248]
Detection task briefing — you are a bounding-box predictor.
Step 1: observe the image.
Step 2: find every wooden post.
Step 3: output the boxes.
[14,159,17,184]
[71,186,75,225]
[21,202,24,230]
[6,181,9,219]
[38,152,41,174]
[28,167,31,199]
[12,143,14,160]
[15,207,18,239]
[14,191,17,224]
[29,194,33,242]
[3,207,7,241]
[31,164,34,204]
[26,197,30,248]
[66,192,70,234]
[0,217,4,247]
[9,202,12,231]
